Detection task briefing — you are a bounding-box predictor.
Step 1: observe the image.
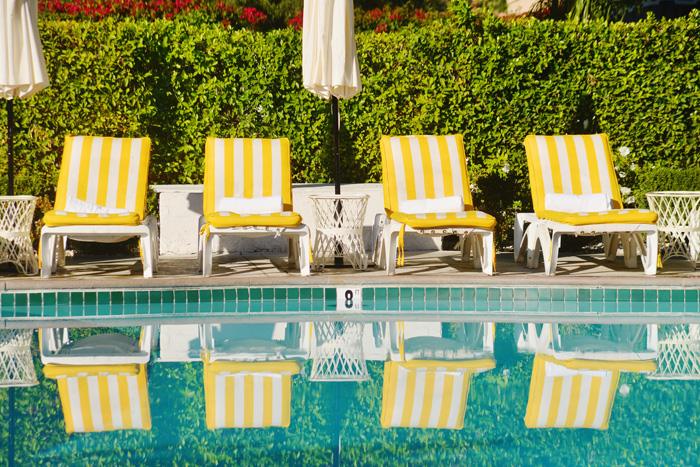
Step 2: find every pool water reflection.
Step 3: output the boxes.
[2,321,700,466]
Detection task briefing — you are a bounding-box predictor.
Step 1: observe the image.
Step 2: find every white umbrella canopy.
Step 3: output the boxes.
[1,0,49,99]
[1,0,50,195]
[302,0,361,198]
[302,0,362,101]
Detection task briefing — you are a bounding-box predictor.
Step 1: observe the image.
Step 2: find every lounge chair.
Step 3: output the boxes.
[200,322,309,428]
[524,354,656,429]
[376,135,496,275]
[40,135,158,278]
[41,327,154,433]
[198,137,311,276]
[380,322,496,429]
[516,323,658,360]
[522,133,658,275]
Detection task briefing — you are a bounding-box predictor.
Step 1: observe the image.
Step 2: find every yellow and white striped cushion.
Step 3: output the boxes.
[524,134,657,224]
[44,136,151,227]
[380,358,495,429]
[524,354,657,429]
[203,359,301,429]
[43,364,151,433]
[205,211,302,228]
[380,135,475,215]
[390,210,496,230]
[203,138,295,217]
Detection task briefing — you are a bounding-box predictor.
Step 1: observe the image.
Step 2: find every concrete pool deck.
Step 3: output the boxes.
[2,250,700,291]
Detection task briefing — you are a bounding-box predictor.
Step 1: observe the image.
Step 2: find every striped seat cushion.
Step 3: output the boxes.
[380,358,495,429]
[43,210,142,226]
[205,211,302,228]
[203,359,301,429]
[43,136,151,227]
[43,363,151,433]
[539,208,657,226]
[390,210,496,230]
[524,354,657,429]
[524,134,657,225]
[380,135,493,231]
[203,138,296,220]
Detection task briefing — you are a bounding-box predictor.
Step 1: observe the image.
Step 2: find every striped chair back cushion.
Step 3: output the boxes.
[203,138,293,216]
[381,359,494,429]
[203,360,300,429]
[380,135,473,214]
[524,355,620,429]
[524,134,623,214]
[54,136,151,219]
[44,364,151,433]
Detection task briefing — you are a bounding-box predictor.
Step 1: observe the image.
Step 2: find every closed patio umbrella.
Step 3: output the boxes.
[302,0,361,195]
[1,0,50,195]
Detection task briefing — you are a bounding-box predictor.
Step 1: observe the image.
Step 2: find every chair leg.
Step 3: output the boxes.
[40,231,56,278]
[544,231,561,276]
[146,216,159,274]
[460,235,472,263]
[621,234,638,269]
[297,227,311,276]
[642,230,658,275]
[383,227,399,275]
[605,234,619,262]
[480,231,494,275]
[371,213,385,266]
[57,235,66,269]
[472,234,483,270]
[139,234,154,279]
[202,233,214,277]
[514,214,526,261]
[287,237,298,268]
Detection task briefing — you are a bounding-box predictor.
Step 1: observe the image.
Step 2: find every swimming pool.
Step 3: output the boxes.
[2,285,700,325]
[2,320,700,466]
[3,285,700,466]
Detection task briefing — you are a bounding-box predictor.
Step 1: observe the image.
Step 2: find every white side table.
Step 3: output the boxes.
[646,191,700,268]
[310,194,369,270]
[309,321,369,382]
[0,196,38,275]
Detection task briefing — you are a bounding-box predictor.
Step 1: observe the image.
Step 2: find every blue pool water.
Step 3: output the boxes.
[2,286,700,466]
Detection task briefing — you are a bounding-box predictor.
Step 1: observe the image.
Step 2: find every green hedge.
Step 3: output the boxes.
[3,4,700,247]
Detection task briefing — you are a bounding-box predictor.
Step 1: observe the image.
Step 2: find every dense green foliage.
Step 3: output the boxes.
[2,3,700,246]
[2,325,700,465]
[634,167,700,209]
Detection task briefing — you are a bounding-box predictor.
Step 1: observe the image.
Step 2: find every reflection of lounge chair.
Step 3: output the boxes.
[523,134,658,275]
[200,323,309,429]
[40,135,158,278]
[524,354,656,429]
[515,323,658,360]
[41,327,154,433]
[198,137,311,276]
[377,135,496,275]
[380,322,495,429]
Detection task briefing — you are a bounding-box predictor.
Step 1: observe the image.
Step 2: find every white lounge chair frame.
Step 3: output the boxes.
[40,326,154,365]
[523,134,658,275]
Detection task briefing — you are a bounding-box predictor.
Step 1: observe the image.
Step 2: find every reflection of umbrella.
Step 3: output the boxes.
[1,0,50,195]
[302,0,362,195]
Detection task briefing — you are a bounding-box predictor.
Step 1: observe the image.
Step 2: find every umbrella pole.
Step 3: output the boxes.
[7,99,14,196]
[332,96,344,267]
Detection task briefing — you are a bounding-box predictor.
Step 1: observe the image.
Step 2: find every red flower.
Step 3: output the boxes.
[375,23,387,33]
[287,10,303,30]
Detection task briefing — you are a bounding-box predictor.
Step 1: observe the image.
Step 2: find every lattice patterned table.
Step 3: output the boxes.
[0,196,38,275]
[647,324,700,380]
[646,191,700,268]
[310,194,369,270]
[309,321,369,382]
[0,329,38,388]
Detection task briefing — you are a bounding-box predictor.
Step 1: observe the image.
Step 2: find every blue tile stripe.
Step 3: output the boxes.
[1,287,699,319]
